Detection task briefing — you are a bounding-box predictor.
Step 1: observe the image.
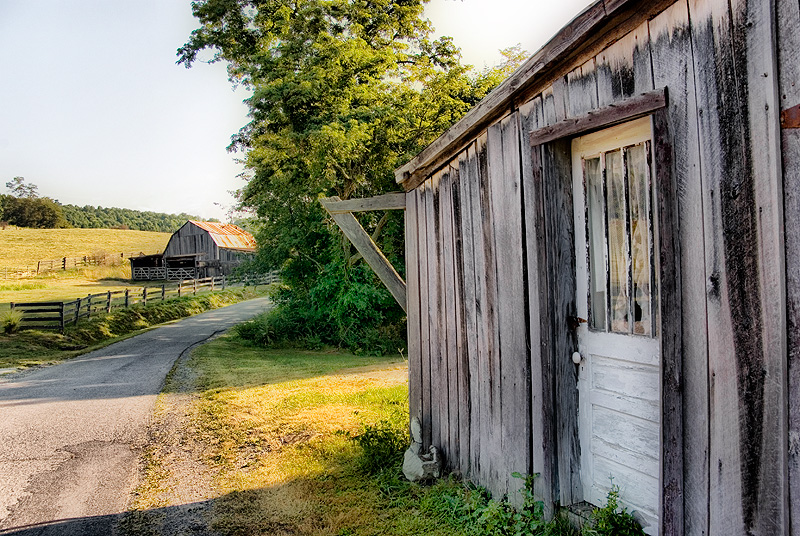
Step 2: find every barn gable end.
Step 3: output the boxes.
[133,221,256,281]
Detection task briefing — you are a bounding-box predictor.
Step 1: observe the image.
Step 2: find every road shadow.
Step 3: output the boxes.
[0,483,340,536]
[0,513,124,536]
[0,498,221,536]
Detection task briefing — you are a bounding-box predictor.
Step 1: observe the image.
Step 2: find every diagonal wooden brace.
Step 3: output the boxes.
[320,195,407,312]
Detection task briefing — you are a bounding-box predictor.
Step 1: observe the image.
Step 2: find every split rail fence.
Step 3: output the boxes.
[7,271,279,332]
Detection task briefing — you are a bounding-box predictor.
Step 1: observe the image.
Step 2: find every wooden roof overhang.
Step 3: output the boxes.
[395,0,675,191]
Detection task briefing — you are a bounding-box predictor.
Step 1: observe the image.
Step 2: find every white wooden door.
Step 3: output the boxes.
[571,117,660,535]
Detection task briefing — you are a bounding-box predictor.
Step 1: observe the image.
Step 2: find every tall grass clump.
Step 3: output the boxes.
[1,310,23,334]
[350,417,408,475]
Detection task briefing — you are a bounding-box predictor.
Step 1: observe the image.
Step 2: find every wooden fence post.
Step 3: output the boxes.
[161,284,165,301]
[74,298,81,324]
[106,291,112,313]
[210,277,215,292]
[222,275,226,290]
[178,281,182,298]
[60,302,65,333]
[124,289,129,308]
[87,294,92,319]
[193,279,197,295]
[62,257,66,270]
[143,287,147,306]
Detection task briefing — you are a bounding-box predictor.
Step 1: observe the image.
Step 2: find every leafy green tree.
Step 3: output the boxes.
[3,196,68,228]
[180,0,525,351]
[5,176,39,198]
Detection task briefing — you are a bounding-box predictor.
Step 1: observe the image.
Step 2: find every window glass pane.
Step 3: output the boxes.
[605,150,629,333]
[585,157,606,331]
[627,144,652,335]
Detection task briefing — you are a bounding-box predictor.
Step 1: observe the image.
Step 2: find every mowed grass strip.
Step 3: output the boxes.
[0,227,170,268]
[135,338,471,536]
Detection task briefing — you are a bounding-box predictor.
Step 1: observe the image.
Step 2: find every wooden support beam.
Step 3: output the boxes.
[322,192,406,213]
[529,88,667,146]
[320,196,407,312]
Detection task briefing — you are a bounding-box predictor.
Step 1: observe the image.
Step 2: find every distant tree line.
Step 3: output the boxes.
[1,177,216,232]
[59,204,216,233]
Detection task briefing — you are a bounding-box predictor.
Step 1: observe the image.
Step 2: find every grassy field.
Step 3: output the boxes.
[0,227,170,268]
[0,227,172,310]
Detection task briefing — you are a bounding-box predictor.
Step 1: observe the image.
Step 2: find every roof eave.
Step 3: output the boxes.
[395,0,673,191]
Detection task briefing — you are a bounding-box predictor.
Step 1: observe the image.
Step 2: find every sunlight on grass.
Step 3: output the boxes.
[0,227,169,268]
[169,338,468,536]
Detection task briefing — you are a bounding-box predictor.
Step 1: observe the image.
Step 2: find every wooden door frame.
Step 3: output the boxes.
[528,88,682,535]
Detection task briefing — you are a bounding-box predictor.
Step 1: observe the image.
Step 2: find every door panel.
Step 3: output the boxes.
[572,117,660,535]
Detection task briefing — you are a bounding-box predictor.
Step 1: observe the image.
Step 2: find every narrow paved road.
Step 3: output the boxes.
[0,297,271,536]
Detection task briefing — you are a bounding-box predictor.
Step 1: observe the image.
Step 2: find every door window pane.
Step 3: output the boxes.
[585,157,606,330]
[605,150,629,333]
[582,140,655,337]
[626,144,652,336]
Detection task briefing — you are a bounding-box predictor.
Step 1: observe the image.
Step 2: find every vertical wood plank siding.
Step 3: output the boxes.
[689,0,787,532]
[648,3,709,535]
[647,3,702,535]
[519,96,553,515]
[405,191,422,436]
[401,0,792,531]
[440,169,460,471]
[779,0,800,534]
[417,185,433,450]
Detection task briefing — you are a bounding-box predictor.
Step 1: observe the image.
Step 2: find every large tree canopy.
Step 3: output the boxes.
[180,0,524,351]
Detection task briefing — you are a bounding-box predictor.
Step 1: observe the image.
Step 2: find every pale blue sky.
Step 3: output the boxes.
[0,0,592,221]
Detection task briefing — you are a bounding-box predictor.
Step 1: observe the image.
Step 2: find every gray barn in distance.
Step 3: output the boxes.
[130,221,256,281]
[323,0,800,534]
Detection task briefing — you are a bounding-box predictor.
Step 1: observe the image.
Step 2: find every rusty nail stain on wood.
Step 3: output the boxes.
[781,104,800,129]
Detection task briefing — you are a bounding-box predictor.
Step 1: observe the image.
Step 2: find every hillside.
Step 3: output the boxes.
[0,227,171,268]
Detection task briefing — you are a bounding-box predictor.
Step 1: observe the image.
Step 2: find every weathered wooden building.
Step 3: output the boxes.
[131,221,256,280]
[326,0,800,534]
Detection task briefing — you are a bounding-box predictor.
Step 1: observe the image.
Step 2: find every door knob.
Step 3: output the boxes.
[572,351,582,364]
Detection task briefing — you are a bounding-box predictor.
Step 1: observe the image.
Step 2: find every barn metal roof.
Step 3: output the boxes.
[189,221,257,251]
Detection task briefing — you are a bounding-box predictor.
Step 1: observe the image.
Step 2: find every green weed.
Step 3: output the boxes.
[351,419,408,475]
[418,473,579,536]
[582,484,645,536]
